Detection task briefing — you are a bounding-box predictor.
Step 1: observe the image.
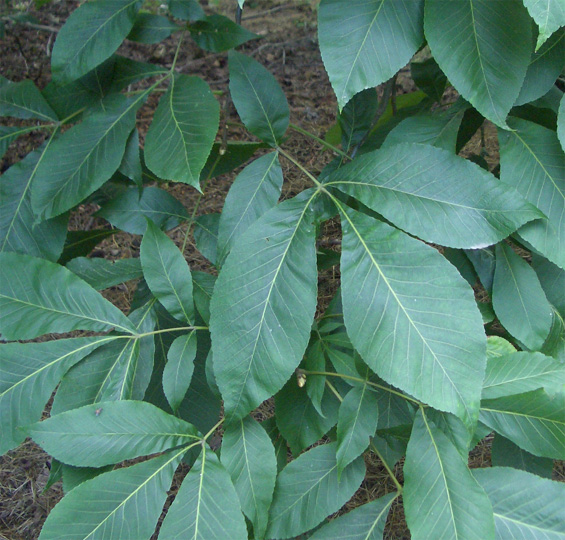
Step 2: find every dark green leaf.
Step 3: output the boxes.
[66,257,143,290]
[228,50,289,147]
[465,247,496,294]
[327,143,543,249]
[443,248,477,287]
[480,389,565,459]
[190,14,259,52]
[0,126,26,160]
[52,0,142,82]
[38,448,185,540]
[499,117,565,269]
[210,192,318,421]
[217,152,283,266]
[168,0,206,21]
[58,229,115,265]
[411,56,447,102]
[61,464,112,493]
[199,141,265,181]
[0,252,135,340]
[194,213,220,265]
[492,242,552,350]
[97,186,189,234]
[558,94,565,152]
[221,416,277,539]
[145,74,219,188]
[192,271,216,324]
[118,129,142,187]
[303,339,326,416]
[473,467,565,537]
[339,88,378,151]
[425,0,531,127]
[318,0,424,108]
[159,446,248,540]
[339,207,485,428]
[0,337,113,455]
[127,12,179,43]
[0,78,58,121]
[266,442,366,539]
[404,409,495,540]
[491,435,553,478]
[532,252,565,317]
[163,331,197,412]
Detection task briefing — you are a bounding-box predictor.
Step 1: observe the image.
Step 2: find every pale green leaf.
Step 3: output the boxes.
[487,336,517,358]
[318,0,424,108]
[221,416,277,539]
[141,219,194,323]
[498,117,565,269]
[266,442,366,539]
[158,446,248,540]
[339,207,486,428]
[210,191,318,420]
[0,144,67,262]
[309,493,396,540]
[0,78,58,121]
[38,448,185,540]
[326,143,543,249]
[425,0,531,127]
[337,383,379,473]
[66,257,143,290]
[404,409,495,540]
[558,93,565,152]
[480,389,565,459]
[493,242,553,349]
[28,400,199,467]
[228,50,289,146]
[473,467,565,538]
[482,351,565,399]
[32,94,144,220]
[0,337,113,455]
[163,331,197,412]
[522,0,565,49]
[52,0,142,82]
[0,252,135,340]
[144,74,219,188]
[217,152,283,267]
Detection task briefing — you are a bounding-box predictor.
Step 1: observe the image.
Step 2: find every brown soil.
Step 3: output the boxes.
[1,2,562,540]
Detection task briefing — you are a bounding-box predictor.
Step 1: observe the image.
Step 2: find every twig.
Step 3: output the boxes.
[1,17,59,33]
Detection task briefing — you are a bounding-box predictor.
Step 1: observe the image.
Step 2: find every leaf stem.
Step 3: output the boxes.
[202,417,225,442]
[170,32,185,73]
[133,326,208,339]
[325,379,343,402]
[288,122,350,159]
[370,440,403,492]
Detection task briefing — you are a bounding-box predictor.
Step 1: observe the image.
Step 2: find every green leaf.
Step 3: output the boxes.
[0,144,68,262]
[275,376,340,456]
[145,74,219,188]
[141,219,194,323]
[61,463,113,493]
[473,467,565,537]
[339,88,378,151]
[228,50,289,147]
[0,337,112,455]
[221,416,277,539]
[189,14,259,52]
[515,28,565,106]
[192,271,216,324]
[337,382,379,473]
[0,252,135,340]
[404,409,495,540]
[51,302,156,412]
[118,129,142,187]
[499,117,565,269]
[210,192,318,421]
[491,434,553,478]
[318,0,424,109]
[492,242,553,350]
[217,152,283,266]
[309,492,396,540]
[425,0,531,127]
[168,0,206,21]
[28,400,199,467]
[127,12,179,44]
[532,252,565,317]
[266,442,366,539]
[327,143,542,249]
[339,207,486,427]
[382,109,464,152]
[194,213,220,265]
[32,95,144,220]
[38,448,185,540]
[480,389,565,459]
[159,446,248,540]
[163,331,197,412]
[0,78,58,121]
[199,141,265,181]
[411,56,447,102]
[58,230,115,265]
[0,126,26,160]
[482,351,565,400]
[303,339,326,416]
[522,0,565,49]
[66,257,143,290]
[51,0,142,82]
[487,336,517,358]
[97,186,189,234]
[558,94,565,152]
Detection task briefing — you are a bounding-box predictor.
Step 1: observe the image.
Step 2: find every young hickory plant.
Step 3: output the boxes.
[1,0,564,538]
